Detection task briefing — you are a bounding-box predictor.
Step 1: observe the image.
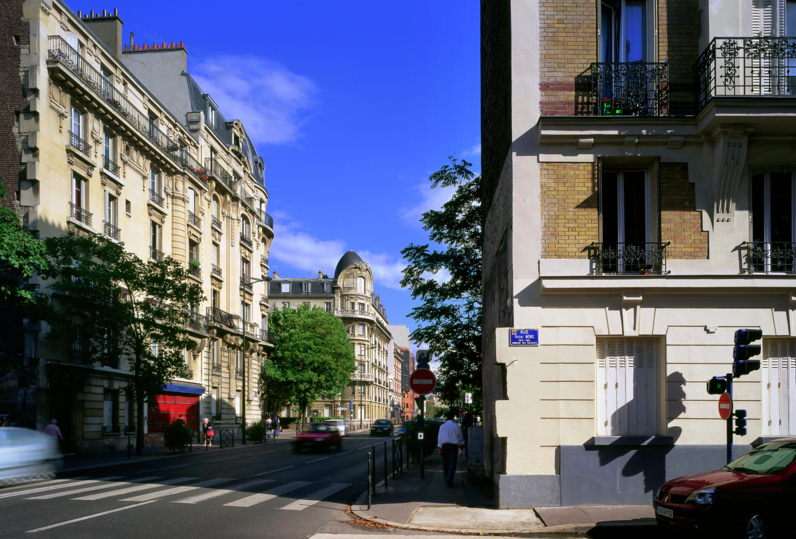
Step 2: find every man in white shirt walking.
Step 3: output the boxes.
[437,410,464,488]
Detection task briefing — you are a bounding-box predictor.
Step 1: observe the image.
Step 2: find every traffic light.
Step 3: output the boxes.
[734,409,747,436]
[733,329,762,378]
[707,376,727,395]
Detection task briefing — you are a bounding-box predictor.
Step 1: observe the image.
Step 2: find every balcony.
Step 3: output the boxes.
[174,149,209,185]
[69,130,92,157]
[204,158,235,192]
[47,36,181,168]
[103,220,120,240]
[211,264,222,279]
[244,322,260,340]
[149,189,165,207]
[68,202,92,227]
[589,62,669,117]
[206,306,240,333]
[334,308,375,321]
[240,277,253,292]
[188,210,201,229]
[351,372,375,383]
[261,328,275,344]
[585,242,670,275]
[212,215,222,230]
[187,310,207,334]
[260,255,269,267]
[240,234,253,250]
[697,37,796,110]
[103,155,120,175]
[188,261,201,278]
[150,246,165,262]
[258,210,274,234]
[741,241,796,274]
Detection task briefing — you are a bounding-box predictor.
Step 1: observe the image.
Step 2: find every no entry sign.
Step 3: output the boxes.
[719,392,733,419]
[410,368,437,395]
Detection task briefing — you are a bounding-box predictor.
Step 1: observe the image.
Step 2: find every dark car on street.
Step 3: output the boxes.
[293,422,342,453]
[370,419,394,436]
[653,438,796,538]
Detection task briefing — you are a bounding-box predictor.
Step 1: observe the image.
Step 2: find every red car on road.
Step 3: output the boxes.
[654,438,796,538]
[293,422,343,453]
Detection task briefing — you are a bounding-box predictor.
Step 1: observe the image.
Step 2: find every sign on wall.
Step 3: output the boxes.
[509,329,539,347]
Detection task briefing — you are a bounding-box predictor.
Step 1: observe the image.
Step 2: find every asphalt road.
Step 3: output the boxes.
[0,431,404,539]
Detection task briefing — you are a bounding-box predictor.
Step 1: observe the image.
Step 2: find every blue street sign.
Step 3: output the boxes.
[349,399,353,410]
[510,329,539,347]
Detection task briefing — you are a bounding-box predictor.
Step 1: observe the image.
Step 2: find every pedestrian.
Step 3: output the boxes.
[273,415,280,439]
[265,416,272,438]
[43,419,64,451]
[202,417,214,447]
[437,409,464,488]
[462,411,474,457]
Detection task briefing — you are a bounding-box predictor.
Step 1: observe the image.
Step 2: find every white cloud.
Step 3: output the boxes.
[192,56,318,145]
[399,180,457,228]
[269,215,406,290]
[461,142,481,157]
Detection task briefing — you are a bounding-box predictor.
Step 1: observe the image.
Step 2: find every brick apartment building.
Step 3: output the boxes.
[482,0,796,507]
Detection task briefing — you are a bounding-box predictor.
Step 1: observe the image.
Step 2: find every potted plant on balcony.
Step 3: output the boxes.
[601,97,623,116]
[189,259,201,277]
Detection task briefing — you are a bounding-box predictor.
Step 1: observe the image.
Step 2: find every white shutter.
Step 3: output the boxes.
[753,0,776,36]
[763,338,796,435]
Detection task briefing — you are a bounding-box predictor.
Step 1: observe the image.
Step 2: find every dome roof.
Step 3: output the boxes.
[334,250,363,279]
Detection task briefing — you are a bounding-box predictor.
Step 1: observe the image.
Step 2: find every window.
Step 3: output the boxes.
[103,132,115,170]
[325,302,332,313]
[234,391,241,415]
[208,105,215,128]
[600,164,659,273]
[358,303,365,312]
[66,31,81,55]
[105,194,117,226]
[751,168,795,272]
[151,338,159,357]
[241,258,251,281]
[212,243,219,267]
[762,339,796,435]
[100,66,113,96]
[189,240,199,263]
[148,114,159,138]
[70,106,82,139]
[357,277,365,294]
[350,325,355,335]
[358,324,365,335]
[188,189,197,216]
[236,350,243,371]
[600,0,649,63]
[350,302,356,310]
[212,339,219,367]
[125,199,131,215]
[71,171,86,210]
[150,222,161,252]
[282,301,290,309]
[210,386,217,415]
[242,302,251,324]
[324,282,331,293]
[211,289,220,310]
[302,282,311,294]
[241,216,251,240]
[281,282,290,294]
[103,389,118,430]
[359,344,365,357]
[597,338,658,436]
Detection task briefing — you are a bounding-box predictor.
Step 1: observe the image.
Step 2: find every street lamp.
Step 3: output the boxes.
[241,274,269,445]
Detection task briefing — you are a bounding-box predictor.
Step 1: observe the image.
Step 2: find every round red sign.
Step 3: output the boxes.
[719,392,733,420]
[409,368,437,395]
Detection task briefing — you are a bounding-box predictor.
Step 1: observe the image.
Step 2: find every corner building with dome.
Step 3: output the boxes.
[268,251,399,423]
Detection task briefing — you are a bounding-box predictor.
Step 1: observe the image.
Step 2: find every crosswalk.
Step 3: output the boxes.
[0,476,351,511]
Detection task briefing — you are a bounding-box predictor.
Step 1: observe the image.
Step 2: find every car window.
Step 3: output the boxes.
[374,420,390,425]
[310,423,330,433]
[724,442,796,475]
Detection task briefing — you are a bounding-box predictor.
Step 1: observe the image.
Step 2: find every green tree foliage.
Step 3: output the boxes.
[260,305,356,426]
[0,182,49,306]
[401,157,482,406]
[42,234,203,454]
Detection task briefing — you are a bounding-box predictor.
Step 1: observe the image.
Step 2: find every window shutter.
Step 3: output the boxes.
[763,338,796,435]
[753,0,776,36]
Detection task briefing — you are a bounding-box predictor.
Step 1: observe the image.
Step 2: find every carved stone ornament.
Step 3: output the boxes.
[710,123,755,216]
[223,335,243,349]
[148,205,166,224]
[191,338,207,359]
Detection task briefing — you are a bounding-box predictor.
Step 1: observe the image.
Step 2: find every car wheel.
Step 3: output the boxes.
[742,513,766,539]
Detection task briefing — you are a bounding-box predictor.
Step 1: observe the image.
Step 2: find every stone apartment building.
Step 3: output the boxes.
[482,0,796,507]
[268,251,393,423]
[0,0,274,451]
[389,323,413,420]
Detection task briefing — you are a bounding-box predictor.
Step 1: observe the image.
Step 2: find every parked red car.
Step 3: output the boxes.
[293,422,342,453]
[654,438,796,538]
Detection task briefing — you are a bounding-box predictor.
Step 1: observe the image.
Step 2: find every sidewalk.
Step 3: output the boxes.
[60,429,296,472]
[351,450,656,535]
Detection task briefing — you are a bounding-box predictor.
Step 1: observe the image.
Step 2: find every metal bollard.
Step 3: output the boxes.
[367,452,372,510]
[384,441,388,488]
[372,445,377,496]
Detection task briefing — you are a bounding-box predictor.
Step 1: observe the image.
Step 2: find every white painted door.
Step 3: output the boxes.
[763,339,796,435]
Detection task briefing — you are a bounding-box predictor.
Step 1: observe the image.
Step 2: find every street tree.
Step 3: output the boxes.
[401,157,482,406]
[260,304,356,426]
[42,234,203,454]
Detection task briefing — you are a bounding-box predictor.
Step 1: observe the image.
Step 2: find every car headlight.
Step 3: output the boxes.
[686,487,719,505]
[656,486,664,500]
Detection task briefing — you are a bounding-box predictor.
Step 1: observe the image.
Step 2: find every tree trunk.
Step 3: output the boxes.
[135,371,144,456]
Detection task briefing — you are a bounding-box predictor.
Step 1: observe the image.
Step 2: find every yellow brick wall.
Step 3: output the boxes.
[660,163,708,259]
[541,163,599,258]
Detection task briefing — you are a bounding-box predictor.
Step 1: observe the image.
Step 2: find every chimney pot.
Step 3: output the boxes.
[162,42,166,49]
[114,8,118,16]
[77,10,82,17]
[171,41,175,48]
[180,41,184,48]
[130,32,134,48]
[102,9,107,16]
[90,10,95,17]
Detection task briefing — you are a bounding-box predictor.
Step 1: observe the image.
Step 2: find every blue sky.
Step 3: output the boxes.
[71,0,481,351]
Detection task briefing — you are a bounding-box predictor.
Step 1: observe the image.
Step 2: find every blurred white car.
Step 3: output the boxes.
[0,427,62,486]
[325,419,346,436]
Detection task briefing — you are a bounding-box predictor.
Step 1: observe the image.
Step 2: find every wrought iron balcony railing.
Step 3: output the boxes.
[188,210,201,228]
[103,220,120,240]
[204,158,235,190]
[741,241,796,274]
[68,201,92,226]
[206,306,239,331]
[586,242,670,275]
[260,255,269,267]
[103,155,120,174]
[187,310,207,333]
[47,36,180,164]
[244,322,260,340]
[697,37,796,110]
[334,308,375,320]
[212,215,222,230]
[150,246,164,261]
[173,149,209,184]
[69,130,92,157]
[240,234,253,249]
[240,277,253,292]
[261,328,275,344]
[211,264,222,278]
[351,372,375,383]
[590,62,669,117]
[149,189,165,206]
[258,210,274,229]
[188,261,201,278]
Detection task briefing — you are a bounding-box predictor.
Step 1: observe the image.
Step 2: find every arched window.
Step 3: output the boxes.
[357,276,365,294]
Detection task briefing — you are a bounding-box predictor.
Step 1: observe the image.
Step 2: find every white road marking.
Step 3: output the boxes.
[133,464,189,474]
[280,483,350,511]
[26,500,156,533]
[0,478,112,499]
[202,457,238,463]
[255,465,294,476]
[119,477,234,502]
[172,479,274,504]
[224,481,311,508]
[335,450,353,456]
[305,457,329,464]
[74,477,196,500]
[27,477,160,499]
[356,446,372,450]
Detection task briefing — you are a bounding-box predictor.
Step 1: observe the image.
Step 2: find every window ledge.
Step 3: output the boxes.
[587,436,674,447]
[101,167,125,187]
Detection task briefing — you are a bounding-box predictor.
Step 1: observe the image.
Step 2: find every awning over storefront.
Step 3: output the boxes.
[161,381,205,395]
